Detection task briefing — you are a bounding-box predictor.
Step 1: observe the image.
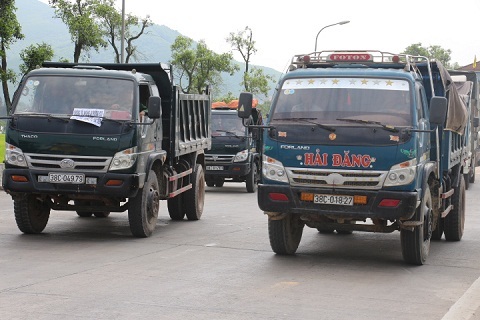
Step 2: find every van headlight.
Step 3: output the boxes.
[384,159,417,187]
[5,143,27,167]
[110,147,137,171]
[262,155,288,183]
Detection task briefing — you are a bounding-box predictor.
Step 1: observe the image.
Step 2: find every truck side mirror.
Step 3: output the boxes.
[238,92,253,119]
[429,96,447,126]
[147,96,161,119]
[473,117,479,128]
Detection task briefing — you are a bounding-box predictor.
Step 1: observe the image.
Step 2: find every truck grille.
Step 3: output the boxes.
[287,168,387,190]
[205,154,235,163]
[25,153,112,172]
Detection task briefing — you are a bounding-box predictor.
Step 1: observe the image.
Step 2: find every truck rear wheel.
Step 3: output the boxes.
[128,170,160,237]
[268,213,304,255]
[167,194,185,220]
[246,162,257,193]
[400,184,432,265]
[185,164,205,221]
[444,175,465,241]
[14,194,50,234]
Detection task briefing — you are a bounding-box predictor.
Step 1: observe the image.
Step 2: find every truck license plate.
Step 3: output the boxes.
[314,194,353,206]
[206,166,224,171]
[48,173,85,184]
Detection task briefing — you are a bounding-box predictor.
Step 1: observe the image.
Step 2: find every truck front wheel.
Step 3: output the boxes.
[400,184,432,265]
[444,175,465,241]
[128,170,160,237]
[246,162,257,193]
[268,213,304,255]
[185,164,205,221]
[14,194,50,234]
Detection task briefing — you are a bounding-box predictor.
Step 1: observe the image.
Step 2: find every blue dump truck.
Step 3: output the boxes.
[238,50,470,265]
[2,62,211,237]
[205,101,262,192]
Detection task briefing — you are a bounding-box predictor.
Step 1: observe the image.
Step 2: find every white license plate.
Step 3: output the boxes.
[48,173,85,184]
[314,194,353,206]
[206,166,224,171]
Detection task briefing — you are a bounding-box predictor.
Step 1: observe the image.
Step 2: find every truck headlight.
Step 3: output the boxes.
[110,147,137,171]
[383,159,417,187]
[5,143,27,167]
[262,155,288,183]
[234,149,249,162]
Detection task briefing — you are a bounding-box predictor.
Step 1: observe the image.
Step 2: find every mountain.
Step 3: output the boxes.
[1,0,281,111]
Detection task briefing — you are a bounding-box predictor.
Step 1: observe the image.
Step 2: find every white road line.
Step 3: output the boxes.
[442,276,480,320]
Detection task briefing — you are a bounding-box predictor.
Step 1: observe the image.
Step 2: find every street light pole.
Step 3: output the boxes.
[314,20,350,52]
[120,0,125,63]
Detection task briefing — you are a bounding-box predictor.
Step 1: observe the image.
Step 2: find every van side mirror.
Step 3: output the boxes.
[147,96,161,119]
[238,92,253,119]
[429,96,447,126]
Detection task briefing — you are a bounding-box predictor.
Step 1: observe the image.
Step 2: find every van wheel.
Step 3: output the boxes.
[128,170,160,237]
[400,184,432,265]
[93,212,110,218]
[246,162,257,193]
[185,164,205,221]
[444,175,465,241]
[268,213,304,255]
[14,194,50,234]
[214,177,224,187]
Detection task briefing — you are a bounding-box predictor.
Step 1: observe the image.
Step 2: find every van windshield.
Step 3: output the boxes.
[271,77,412,126]
[14,76,135,121]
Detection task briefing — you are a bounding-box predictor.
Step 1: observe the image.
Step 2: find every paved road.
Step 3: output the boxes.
[1,172,480,320]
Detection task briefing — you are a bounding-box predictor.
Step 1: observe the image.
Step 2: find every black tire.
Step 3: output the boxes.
[431,217,444,240]
[214,177,224,187]
[464,173,470,190]
[167,193,185,220]
[206,180,215,187]
[317,226,335,234]
[246,162,257,193]
[185,164,205,221]
[268,214,304,255]
[400,184,433,265]
[93,212,110,218]
[14,194,50,234]
[77,211,93,217]
[444,175,465,241]
[128,170,160,237]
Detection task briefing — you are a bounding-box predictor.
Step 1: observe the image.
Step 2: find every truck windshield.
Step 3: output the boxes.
[14,76,135,121]
[271,77,412,126]
[211,113,246,136]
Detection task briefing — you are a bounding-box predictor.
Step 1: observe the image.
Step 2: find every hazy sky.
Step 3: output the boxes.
[44,0,480,72]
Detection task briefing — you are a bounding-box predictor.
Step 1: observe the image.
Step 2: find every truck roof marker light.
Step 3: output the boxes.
[378,199,401,207]
[269,193,289,201]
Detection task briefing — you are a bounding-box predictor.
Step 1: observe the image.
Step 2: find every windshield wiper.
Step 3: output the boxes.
[336,118,399,133]
[215,129,242,139]
[273,117,336,132]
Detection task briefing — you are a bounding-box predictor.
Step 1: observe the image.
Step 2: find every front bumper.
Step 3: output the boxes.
[205,161,251,178]
[258,184,418,221]
[2,168,143,198]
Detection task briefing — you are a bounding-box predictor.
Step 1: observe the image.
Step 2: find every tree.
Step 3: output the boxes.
[0,0,24,113]
[170,36,238,94]
[49,0,106,63]
[403,43,453,68]
[227,26,273,98]
[19,43,54,75]
[95,0,152,63]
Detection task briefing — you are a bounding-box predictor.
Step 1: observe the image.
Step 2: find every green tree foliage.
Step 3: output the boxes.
[95,0,152,63]
[226,26,273,98]
[49,0,106,63]
[403,43,453,68]
[19,43,54,75]
[214,92,237,103]
[170,35,238,94]
[0,0,24,113]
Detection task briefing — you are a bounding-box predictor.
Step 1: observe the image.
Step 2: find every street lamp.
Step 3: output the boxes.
[120,0,125,63]
[314,20,350,52]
